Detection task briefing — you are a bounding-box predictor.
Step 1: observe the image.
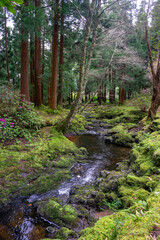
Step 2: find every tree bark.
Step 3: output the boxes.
[119,64,126,105]
[145,0,160,120]
[30,33,35,102]
[20,0,30,101]
[50,0,59,109]
[147,65,160,120]
[34,0,42,107]
[4,7,10,82]
[57,0,64,107]
[109,69,115,103]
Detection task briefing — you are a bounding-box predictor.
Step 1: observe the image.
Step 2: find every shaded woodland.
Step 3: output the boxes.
[1,0,160,125]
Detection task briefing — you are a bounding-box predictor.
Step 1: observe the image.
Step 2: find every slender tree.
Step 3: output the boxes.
[4,7,10,82]
[30,33,35,102]
[59,0,101,131]
[50,0,59,109]
[57,0,64,107]
[20,0,30,101]
[34,0,42,106]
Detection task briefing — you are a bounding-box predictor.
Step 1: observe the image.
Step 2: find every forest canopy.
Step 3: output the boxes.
[0,0,160,128]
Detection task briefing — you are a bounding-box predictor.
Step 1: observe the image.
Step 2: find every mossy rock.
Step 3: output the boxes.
[106,171,126,181]
[119,185,150,207]
[37,197,78,227]
[116,161,129,172]
[99,179,119,193]
[106,124,133,146]
[54,227,77,240]
[70,186,105,207]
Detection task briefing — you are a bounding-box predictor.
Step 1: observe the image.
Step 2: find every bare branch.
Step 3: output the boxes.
[67,0,84,20]
[99,0,119,17]
[79,42,117,113]
[145,0,155,80]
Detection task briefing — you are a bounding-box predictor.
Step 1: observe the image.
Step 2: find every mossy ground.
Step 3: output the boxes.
[0,108,87,207]
[79,105,160,240]
[2,99,160,240]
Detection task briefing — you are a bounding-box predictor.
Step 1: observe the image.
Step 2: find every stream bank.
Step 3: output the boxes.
[0,109,131,240]
[1,103,160,240]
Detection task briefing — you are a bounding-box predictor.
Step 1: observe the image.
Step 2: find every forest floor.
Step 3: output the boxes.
[1,100,160,239]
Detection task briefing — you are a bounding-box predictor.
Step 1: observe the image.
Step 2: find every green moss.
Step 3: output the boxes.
[107,124,133,146]
[119,186,149,207]
[67,114,87,133]
[37,198,78,226]
[0,127,85,204]
[21,170,71,195]
[54,227,76,240]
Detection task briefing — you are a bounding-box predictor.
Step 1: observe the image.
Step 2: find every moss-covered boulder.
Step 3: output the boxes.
[54,227,77,240]
[69,185,105,208]
[37,197,78,227]
[119,185,150,207]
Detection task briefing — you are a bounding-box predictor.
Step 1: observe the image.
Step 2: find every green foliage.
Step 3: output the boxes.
[0,0,23,14]
[128,90,151,112]
[37,198,78,226]
[102,199,122,210]
[55,227,76,240]
[0,86,41,141]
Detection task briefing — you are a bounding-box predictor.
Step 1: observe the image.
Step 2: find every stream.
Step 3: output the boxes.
[0,128,130,240]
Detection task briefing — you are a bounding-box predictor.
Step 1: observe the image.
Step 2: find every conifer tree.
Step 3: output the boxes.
[34,0,42,106]
[20,0,30,101]
[50,0,59,109]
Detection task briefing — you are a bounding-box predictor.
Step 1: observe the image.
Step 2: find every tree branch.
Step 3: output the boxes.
[79,42,117,113]
[145,0,155,80]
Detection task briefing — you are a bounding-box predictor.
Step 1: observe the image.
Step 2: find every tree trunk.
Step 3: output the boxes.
[20,0,30,101]
[41,29,45,105]
[34,0,41,107]
[109,69,115,104]
[59,0,101,132]
[57,0,64,107]
[145,2,160,120]
[119,64,126,105]
[4,7,10,82]
[30,33,35,102]
[50,0,59,109]
[98,82,102,105]
[103,83,106,103]
[147,67,160,120]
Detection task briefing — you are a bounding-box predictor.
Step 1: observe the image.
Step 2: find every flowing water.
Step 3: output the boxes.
[0,131,130,240]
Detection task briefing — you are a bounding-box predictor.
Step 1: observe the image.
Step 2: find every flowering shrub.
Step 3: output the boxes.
[0,86,41,142]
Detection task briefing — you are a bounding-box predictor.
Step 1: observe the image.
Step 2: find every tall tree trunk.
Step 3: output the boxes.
[98,81,102,105]
[103,83,106,103]
[57,0,64,107]
[30,33,35,102]
[119,64,126,105]
[41,29,45,105]
[50,0,59,109]
[34,0,41,107]
[145,0,160,120]
[59,0,101,132]
[20,0,30,101]
[147,66,160,120]
[4,7,10,82]
[109,69,115,103]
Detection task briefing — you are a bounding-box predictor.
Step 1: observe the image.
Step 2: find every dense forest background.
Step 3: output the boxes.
[0,0,160,123]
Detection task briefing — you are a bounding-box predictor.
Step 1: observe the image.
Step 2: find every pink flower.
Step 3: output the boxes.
[19,106,22,108]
